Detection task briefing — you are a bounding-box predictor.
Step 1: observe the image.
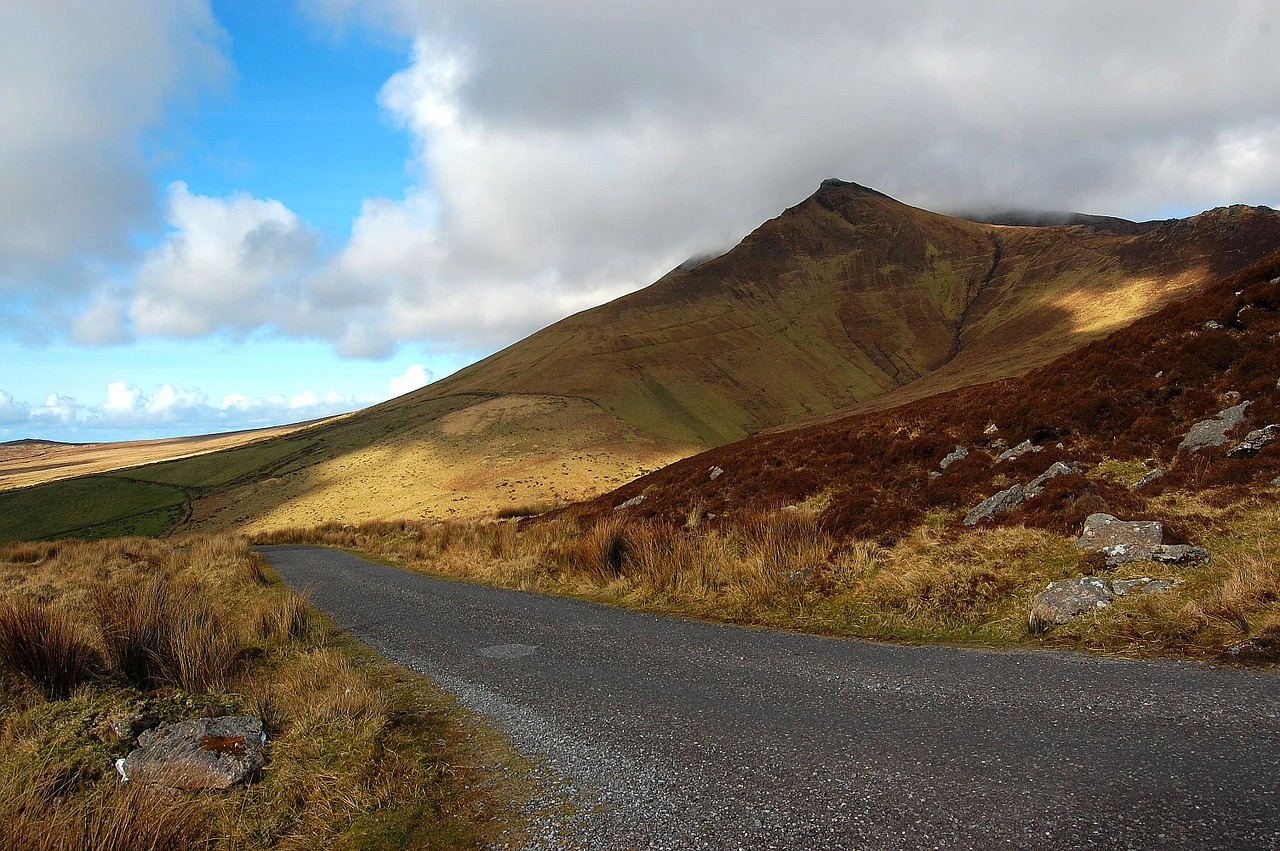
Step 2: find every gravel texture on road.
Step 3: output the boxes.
[260,545,1280,850]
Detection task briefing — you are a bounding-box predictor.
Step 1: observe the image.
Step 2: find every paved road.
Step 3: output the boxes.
[260,545,1280,850]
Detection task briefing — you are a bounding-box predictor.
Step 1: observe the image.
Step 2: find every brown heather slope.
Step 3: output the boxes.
[562,249,1280,543]
[3,181,1278,539]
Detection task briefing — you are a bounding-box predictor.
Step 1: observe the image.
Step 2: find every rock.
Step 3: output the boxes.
[1076,513,1164,552]
[1130,468,1165,489]
[1226,424,1280,458]
[708,466,724,480]
[983,423,999,435]
[962,462,1078,526]
[1025,461,1076,498]
[1204,320,1224,330]
[963,483,1026,526]
[615,494,646,510]
[997,440,1041,462]
[990,438,1009,451]
[1223,634,1280,664]
[1112,577,1183,596]
[938,445,969,471]
[785,567,812,587]
[109,713,161,745]
[1178,400,1252,453]
[1150,544,1210,565]
[1028,577,1114,631]
[117,716,266,790]
[1098,543,1151,568]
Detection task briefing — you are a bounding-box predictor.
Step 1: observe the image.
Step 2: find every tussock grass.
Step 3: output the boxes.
[0,596,98,699]
[0,536,525,850]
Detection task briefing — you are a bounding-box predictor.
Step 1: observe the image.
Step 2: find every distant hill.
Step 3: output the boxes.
[2,181,1278,540]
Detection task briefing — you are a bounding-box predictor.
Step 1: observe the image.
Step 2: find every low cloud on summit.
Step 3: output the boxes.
[4,0,1279,360]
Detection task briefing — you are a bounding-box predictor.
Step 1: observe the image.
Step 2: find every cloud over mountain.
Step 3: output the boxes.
[4,0,1279,362]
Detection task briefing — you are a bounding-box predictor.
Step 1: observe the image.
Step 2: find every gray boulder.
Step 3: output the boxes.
[938,445,969,471]
[1226,424,1280,458]
[1025,461,1076,498]
[1029,577,1114,631]
[1150,544,1211,565]
[1130,468,1166,490]
[962,462,1079,526]
[117,716,266,790]
[708,466,724,480]
[614,494,646,510]
[1178,400,1252,453]
[1076,513,1164,551]
[1112,577,1183,597]
[997,440,1041,462]
[963,484,1025,527]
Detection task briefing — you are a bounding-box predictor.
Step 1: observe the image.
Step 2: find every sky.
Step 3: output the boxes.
[2,1,1279,443]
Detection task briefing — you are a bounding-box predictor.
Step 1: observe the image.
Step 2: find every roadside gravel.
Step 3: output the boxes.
[260,545,1280,850]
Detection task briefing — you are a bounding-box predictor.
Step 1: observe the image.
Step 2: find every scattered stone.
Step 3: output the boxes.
[1150,544,1211,566]
[963,483,1026,527]
[1226,424,1280,458]
[117,716,266,790]
[990,438,1009,451]
[1028,577,1114,631]
[1223,634,1280,664]
[708,466,724,480]
[997,439,1042,462]
[938,445,969,471]
[1204,320,1224,330]
[1025,461,1076,498]
[1272,475,1280,487]
[615,494,646,510]
[1076,513,1164,552]
[1111,577,1182,596]
[109,713,161,745]
[1130,468,1166,489]
[983,423,999,435]
[1224,390,1242,402]
[963,461,1079,526]
[1178,400,1252,453]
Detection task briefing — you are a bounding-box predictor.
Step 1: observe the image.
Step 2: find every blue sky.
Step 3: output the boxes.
[2,1,1278,443]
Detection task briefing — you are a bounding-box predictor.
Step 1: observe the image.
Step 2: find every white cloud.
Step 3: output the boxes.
[0,0,226,291]
[389,363,431,396]
[0,362,430,440]
[7,1,1280,368]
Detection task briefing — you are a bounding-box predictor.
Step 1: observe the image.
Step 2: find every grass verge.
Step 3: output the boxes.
[0,536,532,850]
[253,495,1280,662]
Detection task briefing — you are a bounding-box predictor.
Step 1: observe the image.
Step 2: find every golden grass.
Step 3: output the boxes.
[257,496,1280,661]
[0,421,314,493]
[0,536,527,850]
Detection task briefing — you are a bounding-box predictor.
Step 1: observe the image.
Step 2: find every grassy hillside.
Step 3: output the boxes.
[3,182,1278,541]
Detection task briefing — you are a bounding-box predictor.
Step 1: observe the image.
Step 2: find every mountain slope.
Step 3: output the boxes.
[2,181,1278,539]
[563,249,1280,542]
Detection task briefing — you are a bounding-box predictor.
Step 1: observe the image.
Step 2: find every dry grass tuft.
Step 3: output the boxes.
[0,596,98,699]
[94,576,235,693]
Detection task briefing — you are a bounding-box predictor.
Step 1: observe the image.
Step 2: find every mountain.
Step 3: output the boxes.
[2,181,1278,540]
[563,249,1280,542]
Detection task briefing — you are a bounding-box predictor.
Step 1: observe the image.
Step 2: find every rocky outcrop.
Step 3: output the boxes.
[1130,468,1165,490]
[1076,513,1163,551]
[117,716,266,790]
[1150,544,1211,565]
[1111,577,1183,596]
[1075,514,1210,568]
[963,461,1077,526]
[939,445,969,470]
[997,440,1041,462]
[1028,577,1113,631]
[1178,400,1251,453]
[615,494,646,510]
[1226,424,1280,458]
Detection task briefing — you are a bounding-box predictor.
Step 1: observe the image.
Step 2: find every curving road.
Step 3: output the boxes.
[259,545,1280,850]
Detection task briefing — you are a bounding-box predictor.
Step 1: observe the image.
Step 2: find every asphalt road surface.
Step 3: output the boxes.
[259,545,1280,850]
